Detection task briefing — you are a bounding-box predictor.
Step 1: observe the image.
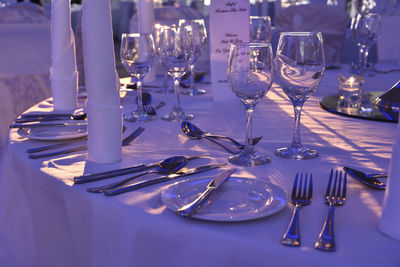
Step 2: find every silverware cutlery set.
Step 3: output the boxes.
[282,170,347,252]
[73,153,229,212]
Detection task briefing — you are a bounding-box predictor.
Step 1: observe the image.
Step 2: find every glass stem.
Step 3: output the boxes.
[358,45,364,72]
[291,104,303,149]
[189,63,195,90]
[136,78,144,112]
[245,104,255,150]
[173,77,182,112]
[363,46,369,70]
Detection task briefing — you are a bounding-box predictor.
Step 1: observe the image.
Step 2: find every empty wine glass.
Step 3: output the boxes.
[159,25,194,121]
[250,16,272,43]
[179,19,208,96]
[227,42,273,166]
[120,33,156,122]
[350,13,381,74]
[274,32,325,160]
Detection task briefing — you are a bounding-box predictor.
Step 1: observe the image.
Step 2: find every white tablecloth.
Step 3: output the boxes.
[0,66,399,266]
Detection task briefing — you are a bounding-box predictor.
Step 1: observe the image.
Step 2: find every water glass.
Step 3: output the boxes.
[159,25,194,121]
[179,19,208,96]
[351,13,381,74]
[227,42,273,166]
[120,33,156,122]
[250,16,272,43]
[274,32,325,160]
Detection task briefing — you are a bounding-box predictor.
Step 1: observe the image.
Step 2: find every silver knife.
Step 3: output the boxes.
[177,169,236,217]
[343,166,386,190]
[29,127,144,160]
[104,162,227,196]
[10,122,88,128]
[74,153,210,184]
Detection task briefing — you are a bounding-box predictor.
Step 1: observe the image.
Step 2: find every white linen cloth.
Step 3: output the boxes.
[50,0,78,111]
[379,123,400,240]
[275,4,349,66]
[81,0,122,163]
[0,66,399,266]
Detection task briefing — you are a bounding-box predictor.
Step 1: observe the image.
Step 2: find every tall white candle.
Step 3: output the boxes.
[138,0,154,34]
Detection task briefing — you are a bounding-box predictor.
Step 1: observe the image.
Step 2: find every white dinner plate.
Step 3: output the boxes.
[17,124,88,141]
[161,177,288,222]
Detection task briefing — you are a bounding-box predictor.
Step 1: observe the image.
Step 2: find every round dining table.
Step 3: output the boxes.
[0,66,399,267]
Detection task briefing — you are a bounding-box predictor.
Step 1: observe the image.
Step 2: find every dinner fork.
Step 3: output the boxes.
[281,173,313,247]
[314,169,347,252]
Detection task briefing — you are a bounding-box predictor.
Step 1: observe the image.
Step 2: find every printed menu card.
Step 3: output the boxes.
[209,0,250,101]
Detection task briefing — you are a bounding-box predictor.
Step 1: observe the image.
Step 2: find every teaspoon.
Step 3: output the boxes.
[181,121,262,154]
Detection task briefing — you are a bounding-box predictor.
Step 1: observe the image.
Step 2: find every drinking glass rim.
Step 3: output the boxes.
[280,32,322,37]
[250,15,271,21]
[231,42,272,48]
[121,32,152,38]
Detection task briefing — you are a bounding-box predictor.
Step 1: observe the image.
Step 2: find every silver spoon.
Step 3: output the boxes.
[87,155,194,193]
[181,121,262,154]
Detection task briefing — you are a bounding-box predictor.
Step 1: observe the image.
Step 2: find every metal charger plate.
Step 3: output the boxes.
[319,91,398,123]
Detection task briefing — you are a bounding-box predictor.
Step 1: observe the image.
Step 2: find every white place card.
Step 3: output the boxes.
[209,0,250,101]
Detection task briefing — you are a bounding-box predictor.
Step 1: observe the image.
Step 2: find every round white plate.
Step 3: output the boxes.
[161,177,288,222]
[17,124,88,141]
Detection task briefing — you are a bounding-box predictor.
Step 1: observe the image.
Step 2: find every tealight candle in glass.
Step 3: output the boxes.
[337,75,364,110]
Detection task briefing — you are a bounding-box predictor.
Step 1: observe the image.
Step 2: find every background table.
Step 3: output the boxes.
[0,66,399,266]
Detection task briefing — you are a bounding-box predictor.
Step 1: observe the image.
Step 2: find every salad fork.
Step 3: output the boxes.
[314,169,347,252]
[281,173,313,247]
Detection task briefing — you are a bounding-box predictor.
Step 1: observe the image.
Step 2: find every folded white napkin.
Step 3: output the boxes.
[86,102,122,164]
[50,0,78,111]
[379,123,400,241]
[81,0,122,164]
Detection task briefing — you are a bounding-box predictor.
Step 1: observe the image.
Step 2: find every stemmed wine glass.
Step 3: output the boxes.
[227,42,273,166]
[274,32,325,160]
[250,16,272,43]
[120,33,156,122]
[179,19,208,96]
[350,13,381,74]
[158,25,194,121]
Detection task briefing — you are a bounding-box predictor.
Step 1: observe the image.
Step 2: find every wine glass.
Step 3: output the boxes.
[274,32,325,160]
[250,16,272,43]
[350,13,381,74]
[227,42,273,166]
[159,25,194,121]
[120,33,156,122]
[178,19,208,96]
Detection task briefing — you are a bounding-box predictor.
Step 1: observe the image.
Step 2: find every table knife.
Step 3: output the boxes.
[74,153,210,184]
[104,162,227,196]
[10,122,88,128]
[29,127,144,160]
[343,166,386,190]
[177,169,236,217]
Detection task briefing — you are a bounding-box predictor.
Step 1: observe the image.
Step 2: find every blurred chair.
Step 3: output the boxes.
[275,4,349,67]
[0,3,51,153]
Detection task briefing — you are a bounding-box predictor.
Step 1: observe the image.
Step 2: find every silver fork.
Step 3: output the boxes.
[281,173,313,247]
[143,101,166,116]
[314,169,347,252]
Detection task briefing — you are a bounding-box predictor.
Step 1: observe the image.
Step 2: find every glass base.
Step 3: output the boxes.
[124,110,156,122]
[228,148,271,166]
[275,146,318,160]
[161,108,194,122]
[182,87,206,96]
